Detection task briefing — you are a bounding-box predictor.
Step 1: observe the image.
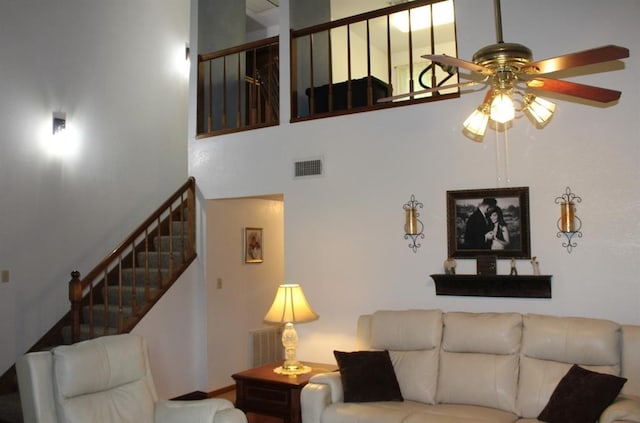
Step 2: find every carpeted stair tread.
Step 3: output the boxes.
[107,285,159,307]
[137,251,185,268]
[120,267,169,287]
[82,304,133,327]
[154,235,188,252]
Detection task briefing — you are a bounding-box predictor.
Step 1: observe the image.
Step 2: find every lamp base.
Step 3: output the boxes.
[273,365,312,375]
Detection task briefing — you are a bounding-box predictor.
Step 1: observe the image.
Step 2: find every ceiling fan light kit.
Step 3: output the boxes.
[423,0,629,141]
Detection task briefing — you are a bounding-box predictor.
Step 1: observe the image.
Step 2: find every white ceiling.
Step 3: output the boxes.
[246,0,393,29]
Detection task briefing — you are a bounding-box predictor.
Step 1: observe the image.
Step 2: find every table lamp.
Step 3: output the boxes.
[264,284,319,375]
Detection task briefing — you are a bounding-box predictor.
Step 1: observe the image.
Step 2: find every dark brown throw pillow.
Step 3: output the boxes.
[333,350,403,403]
[538,364,627,423]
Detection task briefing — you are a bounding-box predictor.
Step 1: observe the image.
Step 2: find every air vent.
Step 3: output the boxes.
[294,158,323,178]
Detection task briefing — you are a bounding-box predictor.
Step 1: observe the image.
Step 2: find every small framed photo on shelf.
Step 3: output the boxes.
[446,187,531,259]
[244,227,263,263]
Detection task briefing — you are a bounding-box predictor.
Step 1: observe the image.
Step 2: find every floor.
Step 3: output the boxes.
[215,390,282,423]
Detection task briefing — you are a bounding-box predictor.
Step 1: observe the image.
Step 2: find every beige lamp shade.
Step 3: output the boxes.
[264,284,319,324]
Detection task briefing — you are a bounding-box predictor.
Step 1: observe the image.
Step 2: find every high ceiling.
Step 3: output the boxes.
[246,0,396,30]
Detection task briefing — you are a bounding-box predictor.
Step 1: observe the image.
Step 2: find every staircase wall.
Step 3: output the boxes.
[0,0,190,376]
[132,261,205,400]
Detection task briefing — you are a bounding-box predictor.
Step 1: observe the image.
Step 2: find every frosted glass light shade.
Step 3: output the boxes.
[463,107,490,137]
[524,94,556,124]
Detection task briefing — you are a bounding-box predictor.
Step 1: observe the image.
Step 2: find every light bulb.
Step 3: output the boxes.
[490,92,515,123]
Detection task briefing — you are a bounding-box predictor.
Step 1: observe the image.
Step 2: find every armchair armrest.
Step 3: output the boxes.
[301,372,343,423]
[600,396,640,423]
[155,398,247,423]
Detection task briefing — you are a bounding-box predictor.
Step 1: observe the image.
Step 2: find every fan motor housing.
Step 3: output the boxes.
[473,42,533,71]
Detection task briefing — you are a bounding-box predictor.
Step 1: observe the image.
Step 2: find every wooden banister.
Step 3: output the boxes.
[68,177,197,343]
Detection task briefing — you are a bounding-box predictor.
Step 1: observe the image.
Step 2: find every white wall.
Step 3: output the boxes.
[205,198,285,389]
[0,0,191,376]
[190,0,640,377]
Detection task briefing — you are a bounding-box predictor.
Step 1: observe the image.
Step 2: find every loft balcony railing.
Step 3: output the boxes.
[197,37,279,138]
[291,0,459,121]
[195,0,458,137]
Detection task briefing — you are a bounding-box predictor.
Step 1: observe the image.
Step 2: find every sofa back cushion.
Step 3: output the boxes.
[53,334,157,423]
[621,325,640,397]
[516,314,622,418]
[358,309,442,404]
[436,312,522,414]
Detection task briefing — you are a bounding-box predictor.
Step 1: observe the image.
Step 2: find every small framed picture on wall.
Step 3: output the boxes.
[244,227,263,263]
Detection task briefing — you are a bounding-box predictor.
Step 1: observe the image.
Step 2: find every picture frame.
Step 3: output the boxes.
[446,187,531,259]
[244,227,263,263]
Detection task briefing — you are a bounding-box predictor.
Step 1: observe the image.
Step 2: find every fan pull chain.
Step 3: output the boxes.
[494,123,511,186]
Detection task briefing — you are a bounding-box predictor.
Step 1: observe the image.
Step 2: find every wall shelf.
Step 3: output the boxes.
[430,274,552,298]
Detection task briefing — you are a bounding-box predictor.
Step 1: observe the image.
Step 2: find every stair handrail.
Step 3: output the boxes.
[69,177,196,342]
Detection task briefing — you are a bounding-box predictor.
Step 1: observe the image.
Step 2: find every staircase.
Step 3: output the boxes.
[0,177,197,422]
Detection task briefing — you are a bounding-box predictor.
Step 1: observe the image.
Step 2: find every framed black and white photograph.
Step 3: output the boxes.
[244,227,263,263]
[446,187,531,258]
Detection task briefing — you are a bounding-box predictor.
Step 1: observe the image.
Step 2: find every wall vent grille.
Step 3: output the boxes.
[294,158,323,178]
[250,327,283,367]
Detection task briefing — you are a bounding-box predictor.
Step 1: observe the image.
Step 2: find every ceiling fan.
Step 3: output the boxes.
[381,0,629,139]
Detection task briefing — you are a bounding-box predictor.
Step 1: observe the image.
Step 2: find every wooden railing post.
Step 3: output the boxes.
[187,178,196,257]
[68,270,82,343]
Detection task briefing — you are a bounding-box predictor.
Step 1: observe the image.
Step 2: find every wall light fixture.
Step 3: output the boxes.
[53,112,66,135]
[403,194,424,253]
[555,187,582,253]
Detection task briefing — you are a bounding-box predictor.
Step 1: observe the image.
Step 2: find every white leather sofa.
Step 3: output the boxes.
[16,333,247,423]
[302,310,640,423]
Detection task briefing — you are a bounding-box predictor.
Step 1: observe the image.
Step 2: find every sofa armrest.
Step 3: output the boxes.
[155,398,247,423]
[600,396,640,423]
[301,372,343,423]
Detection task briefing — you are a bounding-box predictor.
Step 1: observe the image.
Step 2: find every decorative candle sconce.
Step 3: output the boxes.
[555,187,582,253]
[403,194,424,253]
[53,112,66,135]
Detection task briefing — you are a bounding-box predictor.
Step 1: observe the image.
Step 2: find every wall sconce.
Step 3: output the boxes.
[555,187,582,253]
[52,112,66,135]
[403,194,424,253]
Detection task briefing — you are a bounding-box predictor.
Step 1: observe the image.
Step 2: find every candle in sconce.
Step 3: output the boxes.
[405,208,418,235]
[560,202,575,232]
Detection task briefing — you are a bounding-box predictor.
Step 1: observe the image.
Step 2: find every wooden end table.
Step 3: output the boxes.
[232,361,337,423]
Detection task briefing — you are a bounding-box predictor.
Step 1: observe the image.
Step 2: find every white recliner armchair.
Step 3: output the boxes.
[16,333,247,423]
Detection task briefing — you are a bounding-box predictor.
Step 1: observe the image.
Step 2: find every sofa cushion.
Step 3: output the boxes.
[517,314,623,418]
[537,365,627,423]
[370,309,442,351]
[521,314,621,366]
[441,312,522,355]
[333,350,403,403]
[437,351,519,412]
[436,312,521,413]
[53,334,147,398]
[322,402,518,423]
[367,310,442,404]
[389,350,438,404]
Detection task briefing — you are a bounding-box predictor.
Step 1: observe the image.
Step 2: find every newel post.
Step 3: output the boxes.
[68,271,82,343]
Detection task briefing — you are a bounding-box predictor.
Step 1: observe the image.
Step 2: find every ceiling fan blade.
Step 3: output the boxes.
[377,81,479,103]
[525,77,621,103]
[422,54,493,76]
[523,45,629,75]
